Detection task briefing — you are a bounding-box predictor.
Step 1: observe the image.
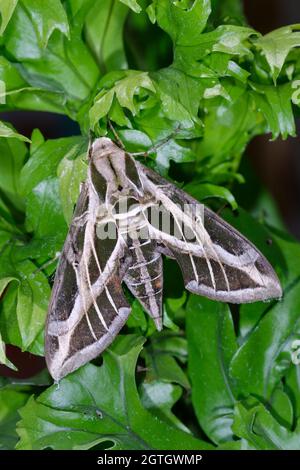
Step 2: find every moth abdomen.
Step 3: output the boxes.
[124,238,163,330]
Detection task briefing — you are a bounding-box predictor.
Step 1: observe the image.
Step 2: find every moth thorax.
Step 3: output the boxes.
[91,137,120,160]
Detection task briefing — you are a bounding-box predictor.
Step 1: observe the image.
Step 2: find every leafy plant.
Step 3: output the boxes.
[0,0,300,450]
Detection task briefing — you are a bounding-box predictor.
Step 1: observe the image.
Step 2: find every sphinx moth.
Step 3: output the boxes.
[45,137,282,380]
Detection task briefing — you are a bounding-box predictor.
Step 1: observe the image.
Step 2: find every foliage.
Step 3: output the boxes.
[0,0,300,450]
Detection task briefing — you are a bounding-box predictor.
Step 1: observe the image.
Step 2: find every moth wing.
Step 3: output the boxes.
[45,185,130,381]
[139,164,282,304]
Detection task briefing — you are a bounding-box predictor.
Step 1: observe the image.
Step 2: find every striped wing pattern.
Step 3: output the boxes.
[139,165,282,303]
[45,138,282,380]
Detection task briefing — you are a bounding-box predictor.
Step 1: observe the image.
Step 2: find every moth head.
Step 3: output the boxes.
[90,137,120,160]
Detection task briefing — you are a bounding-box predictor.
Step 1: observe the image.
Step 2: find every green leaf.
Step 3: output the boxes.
[164,292,187,330]
[233,401,300,450]
[19,138,85,251]
[3,2,99,115]
[255,25,300,82]
[184,182,237,210]
[174,26,257,77]
[118,129,152,152]
[57,150,88,224]
[196,85,261,171]
[155,139,197,175]
[139,380,190,433]
[0,131,28,209]
[22,176,68,263]
[0,121,30,142]
[268,388,293,430]
[15,261,50,351]
[126,299,148,332]
[16,336,212,450]
[0,255,50,354]
[187,296,237,444]
[30,128,44,154]
[285,365,300,420]
[90,88,114,126]
[25,177,67,239]
[0,241,50,356]
[20,136,86,196]
[143,332,190,390]
[119,0,141,14]
[251,81,296,139]
[21,0,69,47]
[0,56,68,113]
[151,0,211,45]
[90,71,155,128]
[152,67,203,124]
[0,386,29,449]
[0,0,18,35]
[85,0,128,72]
[209,0,246,27]
[217,439,255,450]
[0,330,17,370]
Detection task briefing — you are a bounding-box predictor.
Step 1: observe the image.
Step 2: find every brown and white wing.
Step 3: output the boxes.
[45,183,130,381]
[138,164,282,304]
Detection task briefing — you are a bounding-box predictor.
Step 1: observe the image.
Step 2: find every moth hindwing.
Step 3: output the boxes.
[45,137,282,380]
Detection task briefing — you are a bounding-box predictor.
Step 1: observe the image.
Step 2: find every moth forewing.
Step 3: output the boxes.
[45,137,282,381]
[45,139,131,381]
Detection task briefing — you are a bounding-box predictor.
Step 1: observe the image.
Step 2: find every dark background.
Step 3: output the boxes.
[0,0,299,378]
[244,0,300,238]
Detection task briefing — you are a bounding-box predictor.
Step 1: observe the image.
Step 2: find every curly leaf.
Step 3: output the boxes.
[150,0,211,45]
[251,81,296,139]
[233,401,300,450]
[255,25,300,82]
[16,335,212,450]
[90,71,155,128]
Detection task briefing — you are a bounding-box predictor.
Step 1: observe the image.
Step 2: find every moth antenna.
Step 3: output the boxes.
[131,125,182,157]
[88,129,93,146]
[216,202,229,216]
[108,120,125,150]
[29,252,61,278]
[87,130,96,160]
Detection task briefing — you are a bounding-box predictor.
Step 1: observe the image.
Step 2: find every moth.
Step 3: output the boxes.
[45,137,282,381]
